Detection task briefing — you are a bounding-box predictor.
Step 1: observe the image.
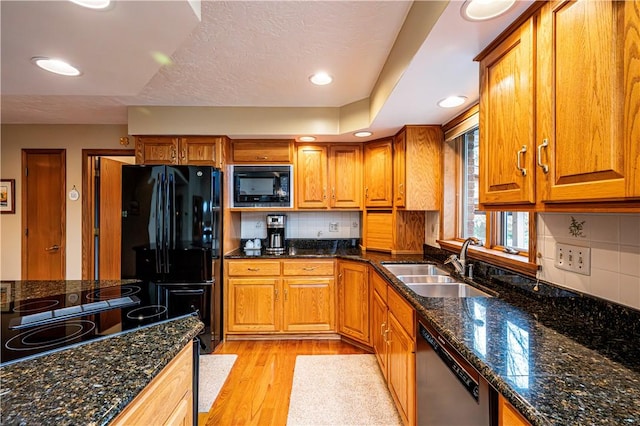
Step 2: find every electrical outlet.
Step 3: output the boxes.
[329,222,339,232]
[555,243,591,275]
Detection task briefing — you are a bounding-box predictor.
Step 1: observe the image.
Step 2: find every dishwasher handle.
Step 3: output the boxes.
[419,322,480,401]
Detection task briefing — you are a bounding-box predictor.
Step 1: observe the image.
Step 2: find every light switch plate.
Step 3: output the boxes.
[554,243,591,276]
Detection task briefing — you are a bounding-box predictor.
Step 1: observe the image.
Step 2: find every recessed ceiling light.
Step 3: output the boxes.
[298,136,316,142]
[309,72,333,86]
[437,96,467,108]
[31,57,81,77]
[354,131,372,138]
[69,0,111,10]
[461,0,516,21]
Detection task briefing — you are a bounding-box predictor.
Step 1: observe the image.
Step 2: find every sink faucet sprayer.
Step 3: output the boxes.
[445,237,482,278]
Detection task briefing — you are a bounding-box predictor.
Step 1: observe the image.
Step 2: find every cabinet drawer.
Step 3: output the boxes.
[387,287,415,338]
[227,260,281,276]
[283,260,334,276]
[370,269,388,303]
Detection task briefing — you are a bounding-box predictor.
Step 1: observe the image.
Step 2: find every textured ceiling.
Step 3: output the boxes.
[0,0,533,140]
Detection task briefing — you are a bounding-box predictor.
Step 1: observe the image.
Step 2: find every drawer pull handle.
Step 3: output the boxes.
[256,156,268,160]
[303,267,317,271]
[275,289,279,301]
[45,245,60,251]
[247,267,260,272]
[537,139,549,174]
[380,322,386,337]
[516,145,527,176]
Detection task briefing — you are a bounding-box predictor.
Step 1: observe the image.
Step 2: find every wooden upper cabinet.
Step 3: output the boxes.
[364,139,393,208]
[230,139,293,163]
[296,144,362,209]
[536,0,640,202]
[296,145,329,208]
[135,136,179,165]
[135,136,222,166]
[329,144,362,209]
[180,136,223,167]
[394,126,443,210]
[479,18,536,205]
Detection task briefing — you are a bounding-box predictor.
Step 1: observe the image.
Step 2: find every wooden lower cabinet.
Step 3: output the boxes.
[112,342,193,426]
[370,269,416,426]
[225,259,335,335]
[337,261,370,345]
[499,394,531,426]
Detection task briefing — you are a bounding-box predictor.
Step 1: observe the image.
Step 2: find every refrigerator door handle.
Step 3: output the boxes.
[164,172,171,274]
[155,172,163,274]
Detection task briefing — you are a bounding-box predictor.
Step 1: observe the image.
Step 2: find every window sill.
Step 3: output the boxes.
[437,240,539,277]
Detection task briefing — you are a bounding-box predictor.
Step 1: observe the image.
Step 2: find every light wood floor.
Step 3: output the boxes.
[199,339,369,426]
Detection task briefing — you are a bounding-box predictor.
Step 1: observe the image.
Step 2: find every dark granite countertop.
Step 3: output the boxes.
[225,248,640,425]
[0,313,203,426]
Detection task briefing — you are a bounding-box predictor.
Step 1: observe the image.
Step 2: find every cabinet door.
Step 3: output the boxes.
[179,136,221,166]
[387,312,415,426]
[296,145,328,208]
[479,18,536,205]
[135,136,179,165]
[282,277,335,332]
[536,0,639,201]
[372,287,388,381]
[499,394,531,426]
[329,144,362,209]
[337,262,370,345]
[227,278,280,332]
[230,140,293,163]
[364,139,393,208]
[393,130,406,208]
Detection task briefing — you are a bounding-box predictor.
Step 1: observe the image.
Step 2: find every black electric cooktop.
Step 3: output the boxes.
[0,281,173,366]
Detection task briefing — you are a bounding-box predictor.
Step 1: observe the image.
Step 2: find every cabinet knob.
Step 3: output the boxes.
[516,145,527,177]
[537,139,549,174]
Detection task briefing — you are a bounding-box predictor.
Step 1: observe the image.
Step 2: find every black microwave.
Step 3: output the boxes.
[231,165,293,208]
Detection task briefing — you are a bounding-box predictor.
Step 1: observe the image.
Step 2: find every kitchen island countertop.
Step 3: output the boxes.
[0,313,203,426]
[226,248,640,425]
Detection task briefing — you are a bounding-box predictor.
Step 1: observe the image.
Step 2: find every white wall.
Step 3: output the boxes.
[537,213,640,310]
[0,124,130,280]
[240,211,361,240]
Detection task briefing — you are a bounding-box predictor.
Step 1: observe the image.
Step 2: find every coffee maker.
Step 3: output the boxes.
[265,214,286,255]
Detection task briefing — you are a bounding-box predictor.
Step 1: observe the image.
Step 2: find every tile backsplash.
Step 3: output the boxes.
[537,213,640,310]
[240,211,361,240]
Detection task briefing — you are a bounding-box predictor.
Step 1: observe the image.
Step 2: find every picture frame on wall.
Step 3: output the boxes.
[0,179,16,214]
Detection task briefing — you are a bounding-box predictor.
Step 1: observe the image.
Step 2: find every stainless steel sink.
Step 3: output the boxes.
[407,283,491,298]
[382,263,449,276]
[397,275,457,284]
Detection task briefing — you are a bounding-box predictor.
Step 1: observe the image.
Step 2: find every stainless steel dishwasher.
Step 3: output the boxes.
[416,320,496,425]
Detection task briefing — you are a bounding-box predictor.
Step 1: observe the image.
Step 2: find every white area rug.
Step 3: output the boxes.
[287,354,402,425]
[198,354,238,413]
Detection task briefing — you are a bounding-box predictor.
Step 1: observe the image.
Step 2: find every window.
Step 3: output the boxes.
[455,124,530,255]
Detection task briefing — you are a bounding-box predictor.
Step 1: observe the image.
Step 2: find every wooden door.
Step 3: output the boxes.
[329,144,362,209]
[337,261,370,345]
[282,277,334,332]
[230,140,293,163]
[387,312,415,426]
[372,288,389,380]
[98,157,122,279]
[135,136,178,165]
[393,131,406,208]
[479,18,536,205]
[296,145,328,209]
[536,0,636,201]
[179,136,221,166]
[22,150,66,280]
[227,278,280,332]
[363,140,393,208]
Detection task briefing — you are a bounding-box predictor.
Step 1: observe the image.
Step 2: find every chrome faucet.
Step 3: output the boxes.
[445,237,482,278]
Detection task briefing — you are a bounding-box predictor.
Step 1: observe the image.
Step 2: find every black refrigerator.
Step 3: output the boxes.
[121,165,222,353]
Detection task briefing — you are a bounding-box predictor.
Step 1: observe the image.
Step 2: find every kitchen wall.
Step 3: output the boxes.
[240,211,361,240]
[536,213,640,310]
[0,124,129,280]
